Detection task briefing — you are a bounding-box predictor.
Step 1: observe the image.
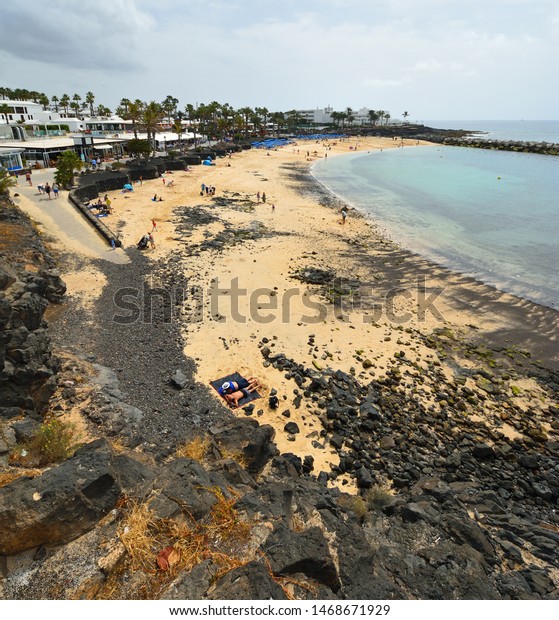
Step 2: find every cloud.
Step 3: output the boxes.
[0,0,153,71]
[0,0,556,119]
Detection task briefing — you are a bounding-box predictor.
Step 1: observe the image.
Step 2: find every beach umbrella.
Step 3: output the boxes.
[123,183,133,190]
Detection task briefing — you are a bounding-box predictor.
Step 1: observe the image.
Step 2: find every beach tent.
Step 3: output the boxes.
[123,183,133,191]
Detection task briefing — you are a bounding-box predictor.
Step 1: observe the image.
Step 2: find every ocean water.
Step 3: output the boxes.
[312,143,559,309]
[424,120,559,144]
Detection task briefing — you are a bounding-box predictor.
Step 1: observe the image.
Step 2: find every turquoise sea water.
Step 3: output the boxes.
[312,144,559,309]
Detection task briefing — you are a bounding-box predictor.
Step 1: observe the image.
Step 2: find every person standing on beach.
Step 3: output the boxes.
[52,183,59,198]
[44,183,52,200]
[256,191,260,204]
[340,208,347,225]
[26,171,32,186]
[151,218,157,232]
[148,232,156,250]
[262,192,266,204]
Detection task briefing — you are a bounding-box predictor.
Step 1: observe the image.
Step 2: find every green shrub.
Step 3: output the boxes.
[10,418,81,467]
[338,494,368,520]
[364,485,392,511]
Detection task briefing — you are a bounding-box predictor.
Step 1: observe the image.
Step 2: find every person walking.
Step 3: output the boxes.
[262,192,266,203]
[148,232,156,250]
[151,218,157,232]
[44,183,52,200]
[25,171,32,186]
[52,183,59,198]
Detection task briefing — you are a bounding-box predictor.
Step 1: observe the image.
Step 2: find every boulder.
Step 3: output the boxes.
[263,525,340,591]
[0,439,152,555]
[209,418,278,474]
[209,561,287,600]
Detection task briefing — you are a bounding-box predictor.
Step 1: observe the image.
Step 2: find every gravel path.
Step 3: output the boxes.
[50,246,232,453]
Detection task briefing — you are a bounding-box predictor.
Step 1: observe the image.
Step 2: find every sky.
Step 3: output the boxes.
[0,0,557,121]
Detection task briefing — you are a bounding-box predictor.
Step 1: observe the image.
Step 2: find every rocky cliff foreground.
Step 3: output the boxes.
[0,198,558,600]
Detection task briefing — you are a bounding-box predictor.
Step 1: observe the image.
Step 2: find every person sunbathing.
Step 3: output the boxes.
[218,376,260,396]
[223,383,259,409]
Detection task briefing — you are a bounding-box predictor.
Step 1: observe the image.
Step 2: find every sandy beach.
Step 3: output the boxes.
[74,135,558,484]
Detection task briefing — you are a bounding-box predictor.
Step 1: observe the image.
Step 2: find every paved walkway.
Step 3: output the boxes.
[12,168,129,264]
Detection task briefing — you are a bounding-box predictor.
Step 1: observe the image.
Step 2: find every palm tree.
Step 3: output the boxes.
[97,104,112,117]
[51,95,59,113]
[285,110,305,133]
[54,149,83,188]
[185,103,198,145]
[232,112,244,142]
[85,92,96,117]
[0,103,11,124]
[172,117,183,150]
[346,107,356,127]
[60,94,70,116]
[402,111,409,124]
[161,95,179,123]
[118,98,131,117]
[269,111,285,136]
[239,106,253,138]
[336,111,348,128]
[219,103,235,140]
[0,168,17,195]
[255,107,269,133]
[72,94,82,117]
[368,110,379,126]
[70,100,81,118]
[383,112,391,125]
[141,101,164,156]
[123,99,144,139]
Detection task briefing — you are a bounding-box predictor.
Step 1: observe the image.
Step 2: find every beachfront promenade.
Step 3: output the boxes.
[12,168,128,264]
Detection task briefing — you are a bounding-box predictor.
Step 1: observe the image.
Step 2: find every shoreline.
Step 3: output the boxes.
[310,146,559,313]
[301,161,559,369]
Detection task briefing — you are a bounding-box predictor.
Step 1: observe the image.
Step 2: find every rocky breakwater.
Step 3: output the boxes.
[0,198,66,460]
[441,137,559,156]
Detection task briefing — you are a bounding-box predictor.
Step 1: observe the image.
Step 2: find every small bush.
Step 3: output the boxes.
[337,494,368,520]
[364,485,392,511]
[10,418,81,467]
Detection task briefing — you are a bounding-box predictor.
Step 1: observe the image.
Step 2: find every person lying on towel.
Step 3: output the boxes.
[218,377,260,408]
[218,376,259,396]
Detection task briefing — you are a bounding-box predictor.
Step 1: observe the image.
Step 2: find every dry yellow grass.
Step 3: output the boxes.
[218,447,249,469]
[175,436,211,461]
[111,486,254,598]
[0,467,43,488]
